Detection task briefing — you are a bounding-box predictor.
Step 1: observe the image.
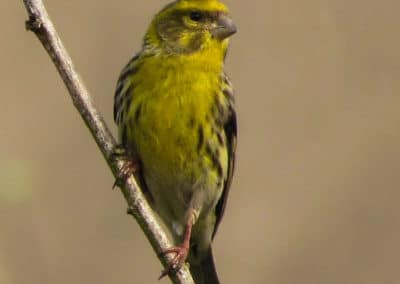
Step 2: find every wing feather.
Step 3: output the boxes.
[212,73,237,239]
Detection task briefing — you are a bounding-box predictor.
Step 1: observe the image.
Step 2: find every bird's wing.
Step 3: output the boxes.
[212,73,237,239]
[113,53,154,202]
[114,54,140,127]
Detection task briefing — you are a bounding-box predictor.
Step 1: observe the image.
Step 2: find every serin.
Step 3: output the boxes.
[114,0,237,283]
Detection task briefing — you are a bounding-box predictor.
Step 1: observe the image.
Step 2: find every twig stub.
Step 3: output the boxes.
[25,15,42,32]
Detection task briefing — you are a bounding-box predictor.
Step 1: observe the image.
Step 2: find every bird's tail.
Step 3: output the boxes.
[189,247,220,284]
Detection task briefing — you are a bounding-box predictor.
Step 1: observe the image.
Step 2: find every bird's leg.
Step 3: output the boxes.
[159,210,195,279]
[111,145,140,189]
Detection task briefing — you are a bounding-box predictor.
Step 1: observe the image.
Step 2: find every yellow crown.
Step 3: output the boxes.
[175,0,228,12]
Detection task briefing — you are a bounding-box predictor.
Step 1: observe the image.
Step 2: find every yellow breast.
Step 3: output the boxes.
[126,51,222,183]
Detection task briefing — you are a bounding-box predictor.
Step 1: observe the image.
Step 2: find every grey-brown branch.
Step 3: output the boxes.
[22,0,194,283]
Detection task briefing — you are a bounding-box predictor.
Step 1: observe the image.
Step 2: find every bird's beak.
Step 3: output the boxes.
[211,14,237,40]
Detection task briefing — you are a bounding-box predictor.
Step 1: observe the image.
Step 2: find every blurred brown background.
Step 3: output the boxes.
[1,0,400,283]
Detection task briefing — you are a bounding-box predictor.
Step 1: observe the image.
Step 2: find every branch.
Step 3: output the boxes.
[22,1,194,283]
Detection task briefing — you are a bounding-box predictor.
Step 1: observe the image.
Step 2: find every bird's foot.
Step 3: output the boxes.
[158,243,189,279]
[111,145,139,189]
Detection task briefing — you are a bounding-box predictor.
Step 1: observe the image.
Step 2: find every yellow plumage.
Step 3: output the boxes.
[114,0,236,283]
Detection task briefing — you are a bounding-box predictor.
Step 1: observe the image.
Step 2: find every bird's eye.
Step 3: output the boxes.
[189,11,203,22]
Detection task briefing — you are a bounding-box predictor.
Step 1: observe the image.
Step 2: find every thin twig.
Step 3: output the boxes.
[21,0,194,283]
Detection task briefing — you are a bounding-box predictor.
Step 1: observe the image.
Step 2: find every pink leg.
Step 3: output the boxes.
[159,213,194,279]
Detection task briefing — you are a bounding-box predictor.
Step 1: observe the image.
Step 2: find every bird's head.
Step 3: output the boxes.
[144,0,236,55]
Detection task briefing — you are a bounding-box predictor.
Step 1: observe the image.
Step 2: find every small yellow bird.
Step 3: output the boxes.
[113,0,236,283]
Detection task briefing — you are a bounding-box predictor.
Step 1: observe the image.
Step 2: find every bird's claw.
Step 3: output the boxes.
[158,244,189,279]
[111,145,139,189]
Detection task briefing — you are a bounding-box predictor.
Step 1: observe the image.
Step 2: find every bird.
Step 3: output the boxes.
[113,0,236,283]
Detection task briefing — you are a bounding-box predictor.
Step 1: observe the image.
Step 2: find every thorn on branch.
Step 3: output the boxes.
[127,206,135,216]
[25,16,42,32]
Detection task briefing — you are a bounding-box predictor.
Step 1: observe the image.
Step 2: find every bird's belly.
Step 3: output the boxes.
[131,94,223,230]
[140,105,201,183]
